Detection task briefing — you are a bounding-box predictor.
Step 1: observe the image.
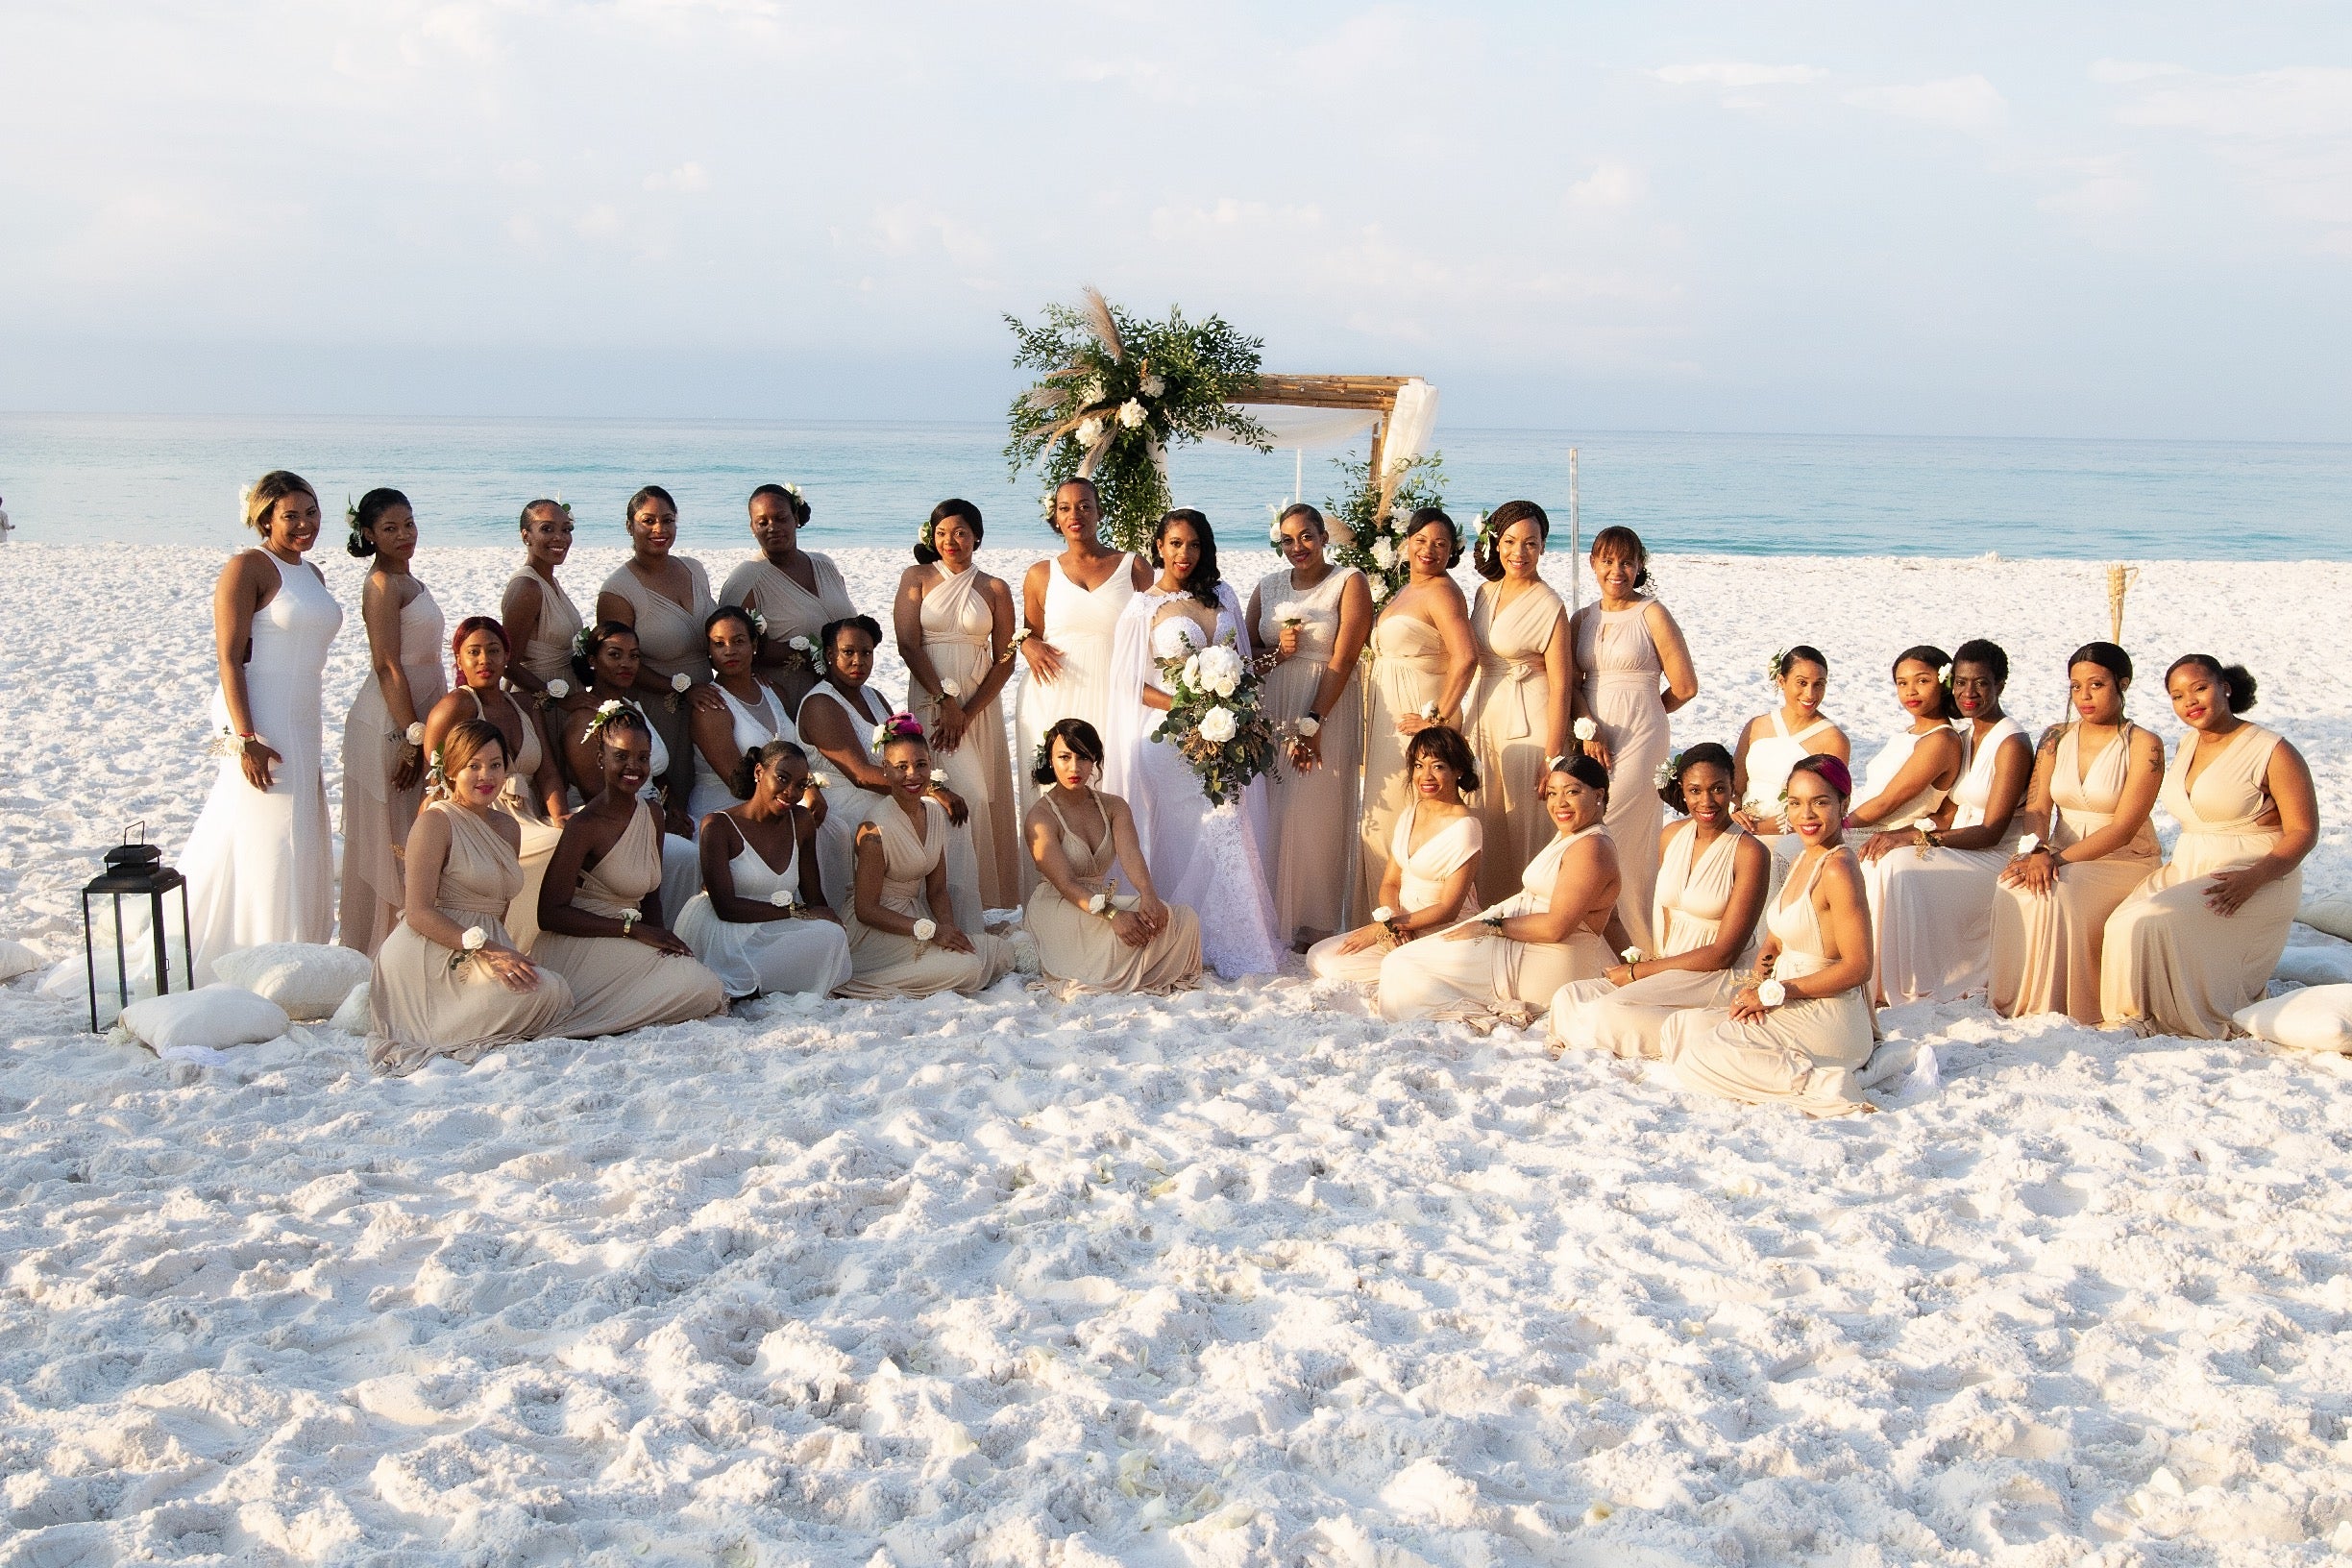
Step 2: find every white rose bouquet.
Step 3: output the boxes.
[1151,631,1277,806]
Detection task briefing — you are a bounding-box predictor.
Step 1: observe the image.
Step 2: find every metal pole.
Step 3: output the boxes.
[1568,446,1580,615]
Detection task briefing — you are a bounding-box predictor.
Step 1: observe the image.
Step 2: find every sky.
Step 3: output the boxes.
[2,2,2347,438]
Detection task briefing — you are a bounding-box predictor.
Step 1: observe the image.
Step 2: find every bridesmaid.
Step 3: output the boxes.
[531,705,727,1036]
[183,471,344,983]
[1568,526,1697,956]
[687,606,796,821]
[422,616,568,948]
[1013,478,1153,876]
[1464,501,1573,906]
[367,720,571,1075]
[1730,646,1850,869]
[597,484,715,774]
[840,723,1017,998]
[1848,646,1965,844]
[338,487,448,956]
[720,482,854,710]
[1857,638,2031,1003]
[895,500,1021,911]
[1659,756,1877,1116]
[499,499,581,702]
[1376,754,1618,1023]
[674,741,852,999]
[1550,743,1770,1060]
[1359,507,1477,921]
[1990,642,2164,1022]
[1022,719,1203,994]
[557,622,701,919]
[2100,657,2316,1040]
[1307,725,1482,986]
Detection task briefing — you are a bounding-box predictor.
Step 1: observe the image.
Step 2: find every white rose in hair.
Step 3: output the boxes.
[1117,399,1146,429]
[1574,717,1599,742]
[1197,705,1239,745]
[671,673,692,694]
[546,679,570,699]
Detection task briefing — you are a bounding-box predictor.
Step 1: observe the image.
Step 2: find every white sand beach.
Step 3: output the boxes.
[5,543,2351,1564]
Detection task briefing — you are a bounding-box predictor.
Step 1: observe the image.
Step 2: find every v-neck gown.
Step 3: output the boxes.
[1023,793,1203,994]
[528,801,727,1038]
[1465,578,1566,907]
[1551,821,1755,1059]
[1989,723,2159,1023]
[1360,611,1451,921]
[1572,600,1674,954]
[1013,553,1138,889]
[840,797,1017,998]
[1375,825,1613,1021]
[1307,801,1482,985]
[1255,564,1364,944]
[910,564,1021,911]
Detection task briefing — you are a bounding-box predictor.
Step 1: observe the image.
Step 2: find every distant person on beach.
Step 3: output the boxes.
[0,493,12,540]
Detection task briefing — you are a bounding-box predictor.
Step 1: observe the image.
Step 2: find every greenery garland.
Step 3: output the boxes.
[1312,449,1450,607]
[1004,289,1272,552]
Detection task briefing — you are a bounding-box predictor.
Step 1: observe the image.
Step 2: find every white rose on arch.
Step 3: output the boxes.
[1117,399,1147,429]
[1198,705,1239,745]
[1139,372,1165,398]
[1371,538,1397,569]
[1076,416,1105,448]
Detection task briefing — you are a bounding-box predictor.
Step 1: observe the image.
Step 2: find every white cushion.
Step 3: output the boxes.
[118,985,290,1053]
[2276,925,2352,988]
[330,979,374,1035]
[2299,898,2352,944]
[2235,985,2352,1054]
[0,939,40,982]
[212,942,372,1021]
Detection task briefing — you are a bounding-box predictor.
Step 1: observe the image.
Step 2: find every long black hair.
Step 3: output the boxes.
[1152,508,1223,606]
[347,487,408,558]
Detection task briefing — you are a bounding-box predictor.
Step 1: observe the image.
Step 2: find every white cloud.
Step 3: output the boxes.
[1844,74,2008,134]
[870,203,993,270]
[2098,65,2352,239]
[1653,62,1825,88]
[1567,160,1645,209]
[643,162,710,193]
[2088,60,2186,86]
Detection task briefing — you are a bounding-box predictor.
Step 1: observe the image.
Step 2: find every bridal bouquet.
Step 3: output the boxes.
[1154,636,1277,806]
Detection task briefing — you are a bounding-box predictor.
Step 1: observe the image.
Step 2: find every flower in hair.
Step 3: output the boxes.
[1653,754,1678,790]
[1765,649,1787,684]
[573,624,599,659]
[781,481,803,501]
[345,494,360,528]
[746,607,768,639]
[870,712,925,752]
[1938,663,1952,682]
[583,698,627,739]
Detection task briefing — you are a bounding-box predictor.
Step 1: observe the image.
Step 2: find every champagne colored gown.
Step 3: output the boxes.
[1255,564,1363,945]
[1660,848,1875,1115]
[1376,825,1613,1022]
[1465,578,1566,907]
[799,680,985,938]
[1307,802,1481,985]
[450,686,564,951]
[1742,709,1844,877]
[686,683,796,822]
[909,564,1021,911]
[367,801,574,1075]
[505,566,581,691]
[1862,717,2025,1003]
[1013,554,1138,890]
[1551,821,1754,1059]
[841,797,1017,998]
[2100,723,2301,1040]
[673,821,853,999]
[720,551,854,711]
[1359,611,1450,921]
[339,582,448,956]
[1989,723,2159,1022]
[1023,794,1203,995]
[529,801,727,1038]
[1572,600,1672,955]
[600,556,714,772]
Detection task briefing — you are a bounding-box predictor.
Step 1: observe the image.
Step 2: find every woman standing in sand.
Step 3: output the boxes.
[499,499,581,704]
[2100,656,2316,1040]
[598,484,715,774]
[1731,646,1850,876]
[1569,526,1697,956]
[339,487,448,955]
[183,471,345,983]
[895,500,1021,912]
[721,482,855,711]
[1359,508,1478,922]
[1464,501,1572,907]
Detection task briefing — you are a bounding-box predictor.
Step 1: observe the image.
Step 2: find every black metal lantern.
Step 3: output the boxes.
[81,822,193,1033]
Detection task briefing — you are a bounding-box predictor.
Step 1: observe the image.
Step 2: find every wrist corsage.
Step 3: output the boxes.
[912,918,937,945]
[1373,905,1408,943]
[1756,979,1787,1009]
[1574,717,1599,743]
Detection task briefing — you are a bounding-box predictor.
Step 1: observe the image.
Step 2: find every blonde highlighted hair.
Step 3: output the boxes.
[243,470,317,536]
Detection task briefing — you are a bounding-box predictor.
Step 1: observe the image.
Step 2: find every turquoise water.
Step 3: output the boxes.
[2,412,2346,557]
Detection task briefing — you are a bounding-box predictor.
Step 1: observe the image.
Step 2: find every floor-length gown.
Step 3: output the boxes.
[2100,723,2301,1040]
[340,584,448,956]
[1359,613,1449,921]
[1307,802,1481,985]
[601,556,715,772]
[721,551,855,710]
[1743,710,1843,874]
[1376,826,1613,1021]
[686,683,796,822]
[451,686,566,951]
[1102,588,1287,981]
[799,682,985,938]
[1466,578,1566,907]
[367,801,575,1075]
[1854,727,1954,831]
[1254,564,1363,945]
[184,553,344,984]
[1551,821,1754,1059]
[1990,724,2159,1022]
[674,826,853,999]
[840,797,1016,998]
[1024,795,1203,995]
[1660,849,1875,1115]
[1862,716,2024,1002]
[584,695,708,930]
[1013,554,1138,889]
[1573,601,1672,955]
[506,566,581,691]
[528,802,727,1036]
[910,564,1021,911]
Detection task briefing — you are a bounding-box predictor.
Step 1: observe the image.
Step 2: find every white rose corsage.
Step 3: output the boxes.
[2017,833,2042,856]
[1622,945,1643,964]
[404,721,426,747]
[1297,714,1321,737]
[929,769,949,785]
[941,679,964,701]
[671,672,693,694]
[1757,979,1787,1009]
[1374,904,1408,943]
[1418,702,1440,723]
[1087,892,1113,917]
[545,678,571,701]
[450,924,490,972]
[788,634,822,672]
[912,918,937,945]
[1574,717,1599,742]
[770,890,795,908]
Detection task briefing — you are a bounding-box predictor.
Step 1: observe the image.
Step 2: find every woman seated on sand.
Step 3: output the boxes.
[1020,719,1201,995]
[1550,743,1770,1060]
[531,704,726,1037]
[560,620,703,919]
[368,720,571,1075]
[1375,754,1618,1024]
[2099,655,2316,1040]
[674,739,852,1000]
[422,615,568,945]
[839,718,1016,999]
[1308,726,1482,986]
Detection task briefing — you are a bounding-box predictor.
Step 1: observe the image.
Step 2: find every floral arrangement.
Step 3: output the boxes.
[1323,449,1449,607]
[1153,636,1277,806]
[1003,288,1272,551]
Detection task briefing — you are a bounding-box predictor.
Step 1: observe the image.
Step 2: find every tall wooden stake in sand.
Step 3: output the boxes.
[2107,563,2139,646]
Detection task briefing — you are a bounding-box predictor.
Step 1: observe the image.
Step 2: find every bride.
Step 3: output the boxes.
[1103,508,1286,979]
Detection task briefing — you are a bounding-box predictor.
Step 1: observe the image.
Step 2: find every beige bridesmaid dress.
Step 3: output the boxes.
[1572,601,1672,955]
[600,557,715,767]
[1989,723,2160,1022]
[1359,612,1450,920]
[369,802,574,1075]
[1660,848,1875,1115]
[1307,801,1481,985]
[340,584,449,956]
[1376,825,1613,1022]
[1256,564,1364,945]
[1023,795,1202,995]
[909,564,1021,911]
[1862,716,2026,1003]
[1551,820,1754,1059]
[505,565,581,690]
[1742,709,1844,876]
[2100,723,2301,1040]
[444,686,565,950]
[1465,577,1566,907]
[720,551,855,709]
[529,801,727,1037]
[841,797,1016,998]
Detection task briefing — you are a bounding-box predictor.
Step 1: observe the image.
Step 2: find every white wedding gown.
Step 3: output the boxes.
[1103,585,1286,980]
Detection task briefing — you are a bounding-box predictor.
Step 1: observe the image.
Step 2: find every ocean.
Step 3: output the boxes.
[3,412,2346,558]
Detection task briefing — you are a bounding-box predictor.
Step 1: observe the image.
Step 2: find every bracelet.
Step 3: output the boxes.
[1482,912,1507,935]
